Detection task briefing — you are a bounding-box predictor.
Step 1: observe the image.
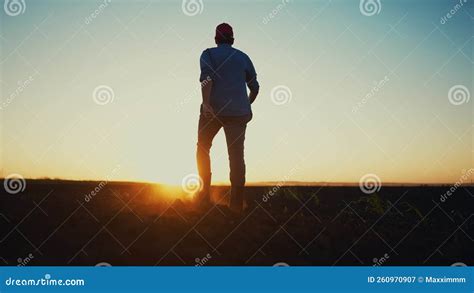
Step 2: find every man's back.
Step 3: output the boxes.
[199,44,259,116]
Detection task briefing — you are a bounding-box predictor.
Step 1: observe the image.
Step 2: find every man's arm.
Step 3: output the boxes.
[201,79,214,117]
[245,55,259,104]
[248,90,258,105]
[200,50,215,117]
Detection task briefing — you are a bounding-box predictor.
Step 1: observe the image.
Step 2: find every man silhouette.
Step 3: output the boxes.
[196,23,259,213]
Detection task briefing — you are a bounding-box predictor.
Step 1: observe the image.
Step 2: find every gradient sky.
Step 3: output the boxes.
[1,0,473,184]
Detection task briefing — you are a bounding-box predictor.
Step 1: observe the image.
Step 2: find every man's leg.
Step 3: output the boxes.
[196,114,222,202]
[222,115,252,212]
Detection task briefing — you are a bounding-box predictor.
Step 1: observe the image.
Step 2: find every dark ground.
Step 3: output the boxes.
[0,180,472,266]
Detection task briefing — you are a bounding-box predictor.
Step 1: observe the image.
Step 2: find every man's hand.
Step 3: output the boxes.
[202,103,214,118]
[249,90,258,104]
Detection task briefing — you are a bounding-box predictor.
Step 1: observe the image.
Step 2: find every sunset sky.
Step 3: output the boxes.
[1,0,472,184]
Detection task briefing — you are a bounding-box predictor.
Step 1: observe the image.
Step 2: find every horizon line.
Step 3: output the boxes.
[1,177,472,187]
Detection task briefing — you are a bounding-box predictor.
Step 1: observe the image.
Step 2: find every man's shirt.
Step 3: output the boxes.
[199,44,259,116]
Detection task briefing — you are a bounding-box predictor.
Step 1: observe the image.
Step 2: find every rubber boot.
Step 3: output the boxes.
[244,192,256,213]
[196,173,212,207]
[229,186,244,214]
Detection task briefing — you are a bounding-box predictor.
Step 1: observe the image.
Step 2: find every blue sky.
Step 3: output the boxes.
[1,0,472,184]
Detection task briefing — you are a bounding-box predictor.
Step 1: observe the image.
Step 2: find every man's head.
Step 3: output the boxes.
[215,23,234,45]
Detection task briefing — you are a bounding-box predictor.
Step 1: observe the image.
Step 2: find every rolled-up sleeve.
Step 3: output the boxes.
[245,56,259,93]
[199,50,214,82]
